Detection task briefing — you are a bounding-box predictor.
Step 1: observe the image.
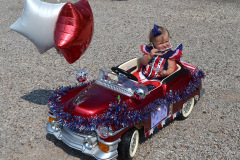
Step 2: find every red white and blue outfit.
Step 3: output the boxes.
[133,44,183,88]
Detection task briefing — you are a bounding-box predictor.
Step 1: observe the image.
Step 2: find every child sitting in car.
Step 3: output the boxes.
[134,24,182,88]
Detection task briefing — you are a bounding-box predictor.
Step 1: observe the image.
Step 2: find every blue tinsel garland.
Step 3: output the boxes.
[48,68,205,132]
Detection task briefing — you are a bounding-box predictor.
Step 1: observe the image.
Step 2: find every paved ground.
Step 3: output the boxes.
[1,0,239,159]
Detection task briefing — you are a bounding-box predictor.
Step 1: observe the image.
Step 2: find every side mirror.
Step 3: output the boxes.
[134,88,147,100]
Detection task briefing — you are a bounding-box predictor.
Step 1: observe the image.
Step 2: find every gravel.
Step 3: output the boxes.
[1,0,239,159]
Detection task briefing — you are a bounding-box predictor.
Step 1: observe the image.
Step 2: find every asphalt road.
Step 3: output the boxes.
[1,0,239,159]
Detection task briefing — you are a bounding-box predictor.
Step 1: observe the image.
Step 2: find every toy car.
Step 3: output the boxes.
[46,57,205,160]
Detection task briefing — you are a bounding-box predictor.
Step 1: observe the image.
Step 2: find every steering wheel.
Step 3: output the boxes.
[111,67,138,81]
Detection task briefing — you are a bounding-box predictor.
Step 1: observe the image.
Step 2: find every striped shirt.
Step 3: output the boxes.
[140,44,183,79]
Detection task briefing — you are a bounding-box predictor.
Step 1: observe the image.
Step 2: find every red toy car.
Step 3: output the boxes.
[46,57,205,160]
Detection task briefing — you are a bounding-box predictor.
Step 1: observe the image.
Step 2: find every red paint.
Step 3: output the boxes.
[146,132,150,138]
[73,84,131,116]
[158,123,162,129]
[60,84,88,104]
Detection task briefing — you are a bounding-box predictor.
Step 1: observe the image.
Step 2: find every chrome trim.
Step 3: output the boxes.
[96,126,125,138]
[48,112,56,118]
[109,127,125,137]
[98,137,121,146]
[46,123,120,160]
[96,80,133,97]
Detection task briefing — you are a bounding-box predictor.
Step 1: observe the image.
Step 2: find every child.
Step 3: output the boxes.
[135,24,182,88]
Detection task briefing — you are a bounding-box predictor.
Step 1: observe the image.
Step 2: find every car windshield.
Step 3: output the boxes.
[95,69,148,97]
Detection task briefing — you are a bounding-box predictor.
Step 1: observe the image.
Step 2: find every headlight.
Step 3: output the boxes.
[97,125,109,139]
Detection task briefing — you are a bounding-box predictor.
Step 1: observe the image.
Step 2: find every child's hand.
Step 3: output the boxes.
[142,48,166,66]
[150,48,167,57]
[154,68,166,77]
[158,70,167,77]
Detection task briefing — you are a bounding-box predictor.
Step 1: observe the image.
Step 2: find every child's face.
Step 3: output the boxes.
[152,33,171,51]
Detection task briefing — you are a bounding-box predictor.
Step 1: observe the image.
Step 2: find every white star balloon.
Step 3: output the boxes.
[10,0,65,54]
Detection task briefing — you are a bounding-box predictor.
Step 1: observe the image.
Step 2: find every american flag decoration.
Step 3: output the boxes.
[145,111,182,137]
[48,65,204,132]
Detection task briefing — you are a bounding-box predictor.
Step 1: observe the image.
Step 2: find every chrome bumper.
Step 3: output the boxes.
[46,123,120,160]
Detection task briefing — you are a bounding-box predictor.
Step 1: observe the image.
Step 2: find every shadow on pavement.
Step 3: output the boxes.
[21,89,54,105]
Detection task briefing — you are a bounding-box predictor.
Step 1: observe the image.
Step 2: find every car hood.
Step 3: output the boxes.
[68,83,130,117]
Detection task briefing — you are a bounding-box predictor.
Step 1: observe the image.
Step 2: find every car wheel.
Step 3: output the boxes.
[180,97,195,119]
[118,128,139,160]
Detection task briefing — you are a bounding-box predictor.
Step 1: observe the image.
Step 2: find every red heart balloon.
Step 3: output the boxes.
[54,0,94,64]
